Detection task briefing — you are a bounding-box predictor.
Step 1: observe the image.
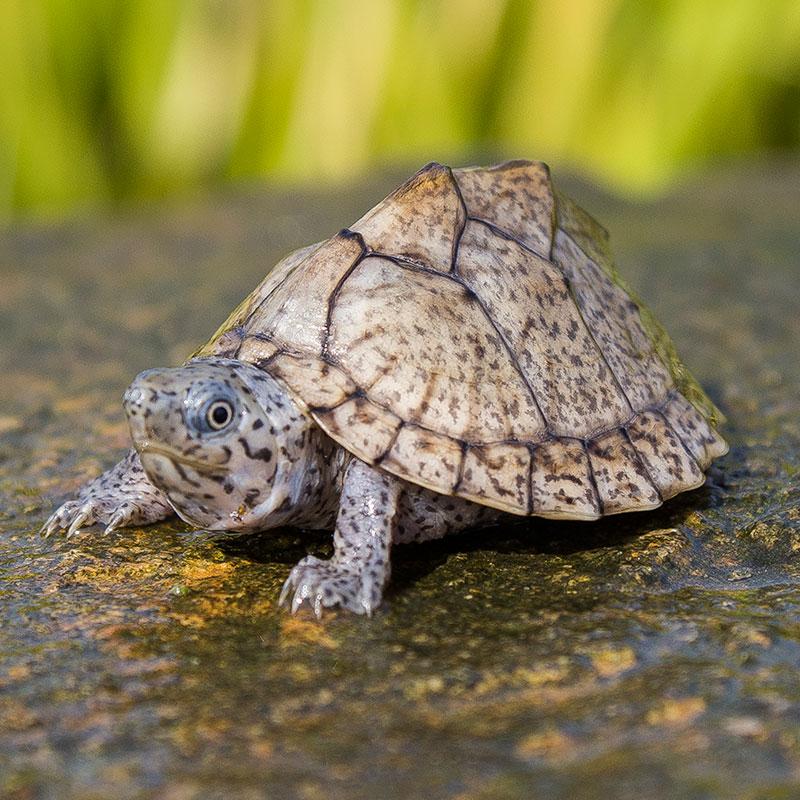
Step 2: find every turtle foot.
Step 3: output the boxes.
[40,498,152,538]
[39,449,173,538]
[278,555,382,617]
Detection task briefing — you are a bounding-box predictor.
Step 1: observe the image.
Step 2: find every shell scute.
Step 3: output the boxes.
[661,392,729,470]
[455,160,554,257]
[381,426,463,493]
[552,228,673,410]
[269,354,357,410]
[193,242,321,359]
[352,162,464,272]
[530,439,601,520]
[458,443,532,514]
[247,232,363,353]
[236,334,278,364]
[456,219,632,437]
[327,256,545,442]
[626,410,704,500]
[554,190,612,267]
[587,428,661,514]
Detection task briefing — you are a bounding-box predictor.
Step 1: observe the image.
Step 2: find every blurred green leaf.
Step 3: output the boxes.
[0,0,798,217]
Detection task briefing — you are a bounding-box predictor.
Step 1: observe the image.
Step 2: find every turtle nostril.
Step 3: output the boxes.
[124,369,164,410]
[123,385,146,409]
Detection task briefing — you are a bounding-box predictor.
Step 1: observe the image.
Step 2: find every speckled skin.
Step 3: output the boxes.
[43,160,728,615]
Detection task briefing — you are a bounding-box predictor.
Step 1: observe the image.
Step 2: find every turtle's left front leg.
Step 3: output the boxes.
[280,459,398,617]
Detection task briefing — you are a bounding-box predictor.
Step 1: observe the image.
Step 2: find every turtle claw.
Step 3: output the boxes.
[41,498,143,538]
[66,505,94,538]
[286,584,324,620]
[277,576,294,608]
[104,510,125,535]
[39,513,57,538]
[279,555,379,617]
[40,501,83,538]
[290,587,309,616]
[103,502,138,535]
[39,512,59,538]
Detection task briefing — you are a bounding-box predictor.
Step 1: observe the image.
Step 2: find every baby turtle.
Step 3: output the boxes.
[42,160,728,615]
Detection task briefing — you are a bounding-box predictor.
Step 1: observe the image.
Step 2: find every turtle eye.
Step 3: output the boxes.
[206,400,234,430]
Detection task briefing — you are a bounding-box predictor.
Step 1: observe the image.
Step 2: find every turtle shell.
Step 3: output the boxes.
[194,161,728,519]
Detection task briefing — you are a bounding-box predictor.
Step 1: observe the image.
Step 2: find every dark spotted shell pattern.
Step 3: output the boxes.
[195,161,728,518]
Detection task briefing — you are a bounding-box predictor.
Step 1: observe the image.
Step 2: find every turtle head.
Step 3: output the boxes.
[123,358,314,531]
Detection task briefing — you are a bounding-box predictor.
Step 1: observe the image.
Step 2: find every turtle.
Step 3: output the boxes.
[41,160,729,616]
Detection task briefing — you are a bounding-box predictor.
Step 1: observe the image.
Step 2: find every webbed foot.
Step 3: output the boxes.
[279,555,383,617]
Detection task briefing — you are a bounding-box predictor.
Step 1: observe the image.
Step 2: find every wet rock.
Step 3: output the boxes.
[1,161,799,799]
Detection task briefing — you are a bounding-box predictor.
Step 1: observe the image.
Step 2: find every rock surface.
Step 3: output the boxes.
[1,162,798,799]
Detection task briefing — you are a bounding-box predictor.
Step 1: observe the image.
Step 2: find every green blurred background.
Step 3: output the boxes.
[2,0,799,218]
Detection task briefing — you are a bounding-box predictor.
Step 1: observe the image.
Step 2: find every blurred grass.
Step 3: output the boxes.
[1,0,799,218]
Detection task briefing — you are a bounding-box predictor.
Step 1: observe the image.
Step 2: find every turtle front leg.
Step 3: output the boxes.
[280,459,397,617]
[41,449,173,537]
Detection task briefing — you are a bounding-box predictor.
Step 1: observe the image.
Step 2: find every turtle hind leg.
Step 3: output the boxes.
[40,448,173,537]
[280,459,398,617]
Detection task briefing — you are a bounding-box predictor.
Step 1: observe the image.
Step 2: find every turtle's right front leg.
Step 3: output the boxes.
[41,448,173,537]
[279,459,398,617]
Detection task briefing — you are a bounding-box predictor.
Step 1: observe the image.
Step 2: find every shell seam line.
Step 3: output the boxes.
[559,226,606,269]
[582,439,604,515]
[298,356,679,454]
[372,421,404,467]
[468,216,551,262]
[232,326,246,359]
[557,224,672,420]
[321,230,367,361]
[450,440,469,494]
[254,349,282,370]
[525,443,537,515]
[620,425,664,503]
[262,351,684,462]
[282,355,707,515]
[470,211,639,417]
[449,168,468,275]
[464,282,551,432]
[546,171,557,262]
[556,265,636,415]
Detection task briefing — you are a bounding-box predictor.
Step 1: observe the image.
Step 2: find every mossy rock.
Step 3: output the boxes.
[0,160,798,799]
